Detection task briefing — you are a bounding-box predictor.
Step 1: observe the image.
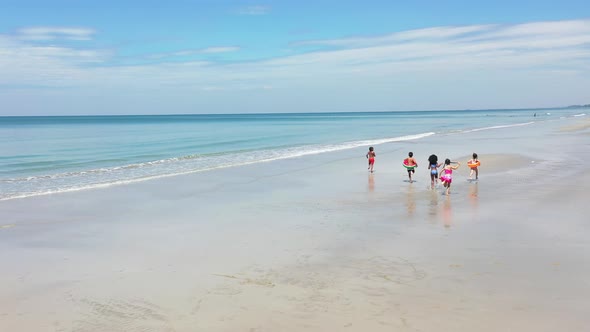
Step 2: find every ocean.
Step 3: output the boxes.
[0,108,585,200]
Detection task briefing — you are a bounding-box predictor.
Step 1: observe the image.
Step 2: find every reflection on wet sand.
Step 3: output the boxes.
[427,189,453,228]
[469,182,479,220]
[442,195,452,228]
[406,183,416,217]
[368,173,375,192]
[428,190,439,222]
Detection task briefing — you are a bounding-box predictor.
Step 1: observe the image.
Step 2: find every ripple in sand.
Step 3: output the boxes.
[73,298,174,332]
[193,255,427,327]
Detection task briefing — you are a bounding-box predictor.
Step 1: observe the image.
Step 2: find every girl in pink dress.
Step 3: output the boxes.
[440,158,461,195]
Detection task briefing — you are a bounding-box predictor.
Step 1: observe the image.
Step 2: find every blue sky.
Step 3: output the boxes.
[0,0,589,115]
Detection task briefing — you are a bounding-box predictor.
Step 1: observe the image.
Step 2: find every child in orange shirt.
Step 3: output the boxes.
[404,152,418,182]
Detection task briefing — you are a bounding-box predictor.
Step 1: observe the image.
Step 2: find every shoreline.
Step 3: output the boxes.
[1,113,584,203]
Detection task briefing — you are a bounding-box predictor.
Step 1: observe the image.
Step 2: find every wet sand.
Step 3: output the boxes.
[560,117,590,132]
[454,153,534,171]
[1,117,589,331]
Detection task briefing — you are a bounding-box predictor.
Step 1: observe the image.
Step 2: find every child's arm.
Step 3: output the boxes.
[452,162,461,170]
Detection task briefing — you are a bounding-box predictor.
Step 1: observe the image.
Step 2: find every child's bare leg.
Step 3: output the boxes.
[469,169,474,179]
[475,168,478,180]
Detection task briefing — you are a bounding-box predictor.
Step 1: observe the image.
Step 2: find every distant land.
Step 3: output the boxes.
[565,104,590,108]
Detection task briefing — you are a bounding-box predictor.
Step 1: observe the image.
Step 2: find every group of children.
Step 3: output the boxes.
[366,147,480,195]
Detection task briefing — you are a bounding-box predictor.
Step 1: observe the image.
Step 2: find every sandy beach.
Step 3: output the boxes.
[1,116,589,332]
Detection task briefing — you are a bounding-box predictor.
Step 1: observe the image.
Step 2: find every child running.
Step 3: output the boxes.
[404,152,418,182]
[366,147,376,173]
[440,159,461,195]
[428,154,442,189]
[468,152,480,180]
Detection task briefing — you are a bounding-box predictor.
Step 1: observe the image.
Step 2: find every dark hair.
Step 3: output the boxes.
[472,152,478,159]
[428,154,438,164]
[445,158,451,165]
[369,147,374,151]
[408,152,413,157]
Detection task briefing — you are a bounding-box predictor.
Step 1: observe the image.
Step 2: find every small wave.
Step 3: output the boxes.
[1,155,205,183]
[461,121,534,133]
[573,113,586,117]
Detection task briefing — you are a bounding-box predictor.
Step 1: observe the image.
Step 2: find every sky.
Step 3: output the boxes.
[0,0,589,115]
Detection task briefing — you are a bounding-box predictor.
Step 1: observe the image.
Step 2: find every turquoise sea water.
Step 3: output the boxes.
[0,109,585,200]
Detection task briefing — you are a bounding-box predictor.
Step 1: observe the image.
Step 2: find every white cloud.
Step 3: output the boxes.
[295,25,497,47]
[0,33,108,89]
[236,5,270,15]
[147,46,240,59]
[17,27,96,41]
[200,46,241,54]
[482,19,590,39]
[1,19,589,114]
[272,19,590,74]
[4,20,590,86]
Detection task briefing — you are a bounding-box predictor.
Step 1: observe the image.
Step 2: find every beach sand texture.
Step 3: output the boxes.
[1,116,589,331]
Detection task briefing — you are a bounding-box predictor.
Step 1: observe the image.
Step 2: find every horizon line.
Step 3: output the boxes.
[0,105,588,118]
